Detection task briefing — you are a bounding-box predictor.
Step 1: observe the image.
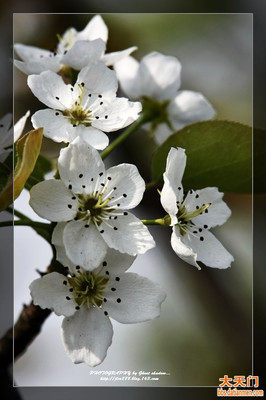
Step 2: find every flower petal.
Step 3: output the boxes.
[168,90,216,128]
[138,52,182,100]
[103,272,166,324]
[101,212,155,255]
[92,97,142,132]
[63,220,108,270]
[62,39,106,70]
[58,137,106,195]
[14,110,30,142]
[102,46,137,66]
[98,248,136,275]
[29,180,79,221]
[184,187,232,228]
[27,71,73,110]
[182,230,234,269]
[77,61,118,97]
[161,147,186,224]
[104,163,145,209]
[14,44,61,74]
[30,272,77,317]
[114,55,141,99]
[76,15,108,42]
[15,43,52,60]
[62,307,113,367]
[67,125,109,150]
[171,226,200,269]
[52,222,76,271]
[31,109,71,143]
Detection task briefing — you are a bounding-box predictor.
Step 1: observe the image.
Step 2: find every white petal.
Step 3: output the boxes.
[92,97,142,132]
[182,230,234,269]
[184,187,232,228]
[171,226,200,269]
[63,220,108,270]
[14,58,61,75]
[31,109,70,143]
[51,223,76,271]
[153,123,174,145]
[58,137,105,194]
[114,55,141,99]
[161,147,186,223]
[14,110,30,142]
[27,71,73,110]
[168,90,216,128]
[29,180,78,221]
[62,307,113,367]
[62,39,106,70]
[102,46,137,66]
[104,163,145,209]
[15,43,54,60]
[103,272,166,324]
[77,61,118,97]
[14,44,61,74]
[138,52,181,100]
[76,15,108,42]
[101,212,155,255]
[98,248,136,275]
[30,273,77,317]
[67,125,109,150]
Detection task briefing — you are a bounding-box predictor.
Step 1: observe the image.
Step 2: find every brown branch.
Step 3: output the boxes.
[0,301,51,369]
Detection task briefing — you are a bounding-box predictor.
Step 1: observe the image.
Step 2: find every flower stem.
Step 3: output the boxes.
[6,206,31,221]
[142,215,171,226]
[0,220,53,243]
[101,111,153,160]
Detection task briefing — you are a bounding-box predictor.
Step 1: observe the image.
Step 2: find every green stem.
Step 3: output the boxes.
[6,206,31,221]
[142,215,171,226]
[101,111,153,160]
[0,220,53,243]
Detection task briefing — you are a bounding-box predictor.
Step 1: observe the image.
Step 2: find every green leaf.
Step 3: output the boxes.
[0,128,43,212]
[25,153,53,191]
[151,120,252,193]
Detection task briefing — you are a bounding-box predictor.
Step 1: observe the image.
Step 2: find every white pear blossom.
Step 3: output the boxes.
[0,111,30,162]
[30,246,166,367]
[14,15,137,75]
[29,137,155,270]
[114,52,216,145]
[160,147,234,269]
[27,61,142,150]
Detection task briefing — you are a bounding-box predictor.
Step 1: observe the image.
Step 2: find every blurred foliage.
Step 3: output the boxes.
[152,120,252,193]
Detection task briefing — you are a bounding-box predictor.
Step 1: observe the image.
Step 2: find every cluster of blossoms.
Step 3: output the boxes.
[13,14,233,367]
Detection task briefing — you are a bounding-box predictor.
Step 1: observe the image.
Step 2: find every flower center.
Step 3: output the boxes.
[62,84,92,126]
[76,191,113,225]
[176,202,210,235]
[68,270,109,308]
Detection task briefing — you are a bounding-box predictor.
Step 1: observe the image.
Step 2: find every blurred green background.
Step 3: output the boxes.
[13,13,253,388]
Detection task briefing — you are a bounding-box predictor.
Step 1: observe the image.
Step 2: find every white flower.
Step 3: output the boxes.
[0,111,30,162]
[114,52,216,145]
[160,147,234,269]
[29,137,155,270]
[14,15,137,75]
[27,61,142,150]
[29,247,166,367]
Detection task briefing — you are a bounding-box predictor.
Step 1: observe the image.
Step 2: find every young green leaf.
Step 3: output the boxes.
[151,120,252,193]
[0,128,43,212]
